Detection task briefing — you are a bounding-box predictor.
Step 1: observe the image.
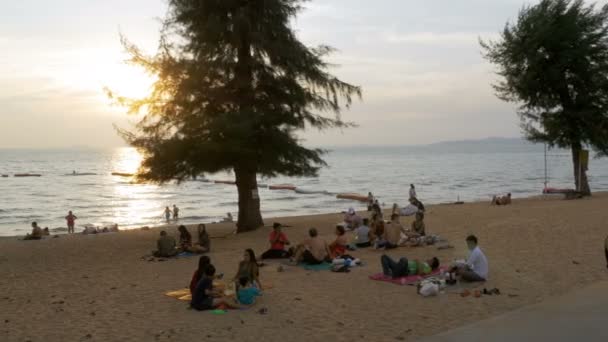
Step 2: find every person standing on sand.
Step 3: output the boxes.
[409,184,416,200]
[173,205,179,220]
[65,211,77,234]
[164,207,171,222]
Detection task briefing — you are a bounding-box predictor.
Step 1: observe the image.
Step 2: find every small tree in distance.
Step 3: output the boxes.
[109,0,361,232]
[481,0,608,195]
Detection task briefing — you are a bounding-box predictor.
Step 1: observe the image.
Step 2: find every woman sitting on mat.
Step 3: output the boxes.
[234,249,261,289]
[261,223,291,259]
[190,256,211,294]
[196,224,210,253]
[191,265,233,311]
[178,225,193,251]
[380,254,440,278]
[329,225,348,259]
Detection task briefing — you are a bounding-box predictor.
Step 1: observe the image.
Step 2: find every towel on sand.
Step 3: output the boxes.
[369,266,447,285]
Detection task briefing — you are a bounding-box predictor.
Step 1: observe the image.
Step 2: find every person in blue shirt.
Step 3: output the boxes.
[236,276,261,306]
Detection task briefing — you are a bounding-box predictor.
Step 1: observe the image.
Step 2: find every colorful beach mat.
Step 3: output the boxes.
[369,266,448,285]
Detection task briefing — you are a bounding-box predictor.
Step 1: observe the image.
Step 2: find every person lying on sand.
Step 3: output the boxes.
[329,225,348,259]
[375,214,406,249]
[191,265,235,311]
[154,231,178,258]
[354,218,372,248]
[290,228,330,265]
[380,254,440,278]
[234,249,261,289]
[23,222,43,240]
[450,235,488,282]
[196,224,210,253]
[236,276,261,306]
[261,223,290,259]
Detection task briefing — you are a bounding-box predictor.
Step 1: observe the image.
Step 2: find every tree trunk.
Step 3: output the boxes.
[234,168,264,233]
[571,146,591,196]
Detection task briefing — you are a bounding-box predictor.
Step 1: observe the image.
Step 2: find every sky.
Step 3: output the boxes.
[1,0,606,149]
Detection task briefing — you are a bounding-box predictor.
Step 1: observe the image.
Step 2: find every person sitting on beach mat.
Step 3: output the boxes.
[450,235,488,282]
[190,256,211,294]
[354,218,372,248]
[261,223,291,259]
[196,224,210,253]
[191,265,232,311]
[375,214,405,249]
[380,254,440,278]
[234,249,261,289]
[154,231,178,258]
[290,228,330,265]
[329,225,348,259]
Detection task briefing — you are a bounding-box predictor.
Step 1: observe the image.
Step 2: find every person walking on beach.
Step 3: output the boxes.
[409,184,417,200]
[173,205,179,220]
[65,211,77,234]
[164,207,171,222]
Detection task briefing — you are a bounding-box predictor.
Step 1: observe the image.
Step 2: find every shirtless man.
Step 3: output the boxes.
[290,228,330,265]
[376,214,407,249]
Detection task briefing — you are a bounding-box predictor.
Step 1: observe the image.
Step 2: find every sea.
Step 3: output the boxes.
[1,138,607,236]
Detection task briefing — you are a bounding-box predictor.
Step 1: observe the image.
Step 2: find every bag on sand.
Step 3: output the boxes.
[419,282,439,297]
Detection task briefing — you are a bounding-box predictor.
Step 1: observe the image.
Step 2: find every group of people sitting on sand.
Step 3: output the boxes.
[154,224,210,257]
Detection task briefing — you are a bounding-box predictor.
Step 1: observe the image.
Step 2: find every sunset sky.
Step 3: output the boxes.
[2,0,605,149]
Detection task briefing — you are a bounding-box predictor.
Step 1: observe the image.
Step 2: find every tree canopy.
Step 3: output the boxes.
[481,0,608,194]
[110,0,361,231]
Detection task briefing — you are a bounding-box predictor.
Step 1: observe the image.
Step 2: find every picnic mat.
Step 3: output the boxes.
[165,282,273,302]
[299,262,333,271]
[369,266,448,285]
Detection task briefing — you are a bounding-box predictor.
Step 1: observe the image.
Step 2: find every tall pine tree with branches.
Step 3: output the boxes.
[110,0,361,232]
[481,0,608,195]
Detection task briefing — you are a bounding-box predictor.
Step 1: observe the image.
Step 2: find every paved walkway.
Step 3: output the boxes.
[421,281,608,342]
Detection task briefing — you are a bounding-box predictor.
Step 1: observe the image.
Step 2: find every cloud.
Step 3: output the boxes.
[384,31,497,45]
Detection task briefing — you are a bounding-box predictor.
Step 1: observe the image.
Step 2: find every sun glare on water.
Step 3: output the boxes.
[112,147,143,175]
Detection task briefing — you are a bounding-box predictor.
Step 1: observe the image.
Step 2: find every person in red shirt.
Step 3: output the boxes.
[65,211,77,234]
[261,223,291,259]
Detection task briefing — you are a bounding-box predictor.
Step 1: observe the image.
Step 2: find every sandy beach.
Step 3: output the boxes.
[1,193,607,342]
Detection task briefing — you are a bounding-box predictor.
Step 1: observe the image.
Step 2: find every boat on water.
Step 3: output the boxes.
[336,193,368,202]
[294,188,328,195]
[64,172,97,176]
[111,172,134,177]
[14,173,42,177]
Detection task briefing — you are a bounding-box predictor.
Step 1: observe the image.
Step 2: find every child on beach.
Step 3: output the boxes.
[236,276,261,306]
[191,265,231,311]
[172,205,179,220]
[65,211,77,234]
[164,207,171,222]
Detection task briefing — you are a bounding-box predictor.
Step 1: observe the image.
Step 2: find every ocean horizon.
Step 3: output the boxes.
[1,137,607,236]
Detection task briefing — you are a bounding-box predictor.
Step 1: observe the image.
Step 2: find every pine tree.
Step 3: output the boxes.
[110,0,361,231]
[481,0,608,195]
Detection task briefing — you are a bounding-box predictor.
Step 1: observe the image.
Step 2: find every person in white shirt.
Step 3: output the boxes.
[452,235,488,282]
[409,184,416,200]
[354,218,371,248]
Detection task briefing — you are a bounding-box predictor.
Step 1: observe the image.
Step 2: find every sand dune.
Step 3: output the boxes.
[1,194,607,341]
